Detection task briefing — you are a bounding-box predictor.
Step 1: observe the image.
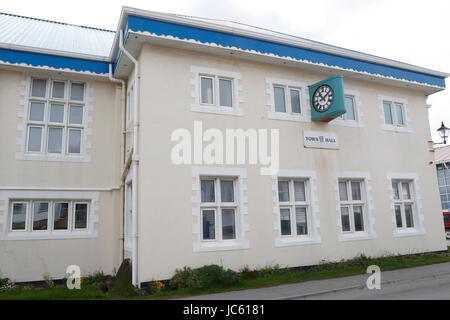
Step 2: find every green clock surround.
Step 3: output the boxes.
[309,75,346,122]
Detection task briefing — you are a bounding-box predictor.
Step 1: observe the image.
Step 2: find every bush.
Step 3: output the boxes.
[42,272,54,288]
[109,259,136,298]
[169,265,240,290]
[0,277,16,292]
[169,267,196,290]
[239,265,259,280]
[85,270,109,284]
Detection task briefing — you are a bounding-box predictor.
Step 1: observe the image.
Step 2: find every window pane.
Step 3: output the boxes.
[201,77,213,104]
[341,206,350,232]
[395,205,402,228]
[28,127,42,152]
[295,207,308,235]
[48,127,63,153]
[278,181,290,202]
[280,208,291,236]
[220,180,234,202]
[402,182,411,200]
[353,205,364,231]
[405,205,414,228]
[392,182,400,200]
[219,79,232,107]
[50,104,64,123]
[202,210,215,240]
[351,182,361,201]
[52,81,65,99]
[33,202,48,231]
[395,104,404,125]
[74,203,88,229]
[30,102,45,121]
[54,202,69,230]
[71,83,84,101]
[31,79,46,97]
[222,208,236,240]
[69,105,83,124]
[12,203,27,230]
[294,181,306,201]
[290,89,301,113]
[339,182,348,201]
[383,102,393,125]
[201,180,215,202]
[274,87,286,112]
[68,129,81,154]
[345,96,355,120]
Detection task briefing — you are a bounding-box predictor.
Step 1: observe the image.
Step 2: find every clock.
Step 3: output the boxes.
[312,84,334,113]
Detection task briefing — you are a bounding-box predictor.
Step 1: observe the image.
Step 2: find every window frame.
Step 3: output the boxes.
[339,95,357,121]
[199,74,234,108]
[338,179,366,234]
[199,177,239,242]
[10,201,29,232]
[383,100,405,127]
[392,180,417,231]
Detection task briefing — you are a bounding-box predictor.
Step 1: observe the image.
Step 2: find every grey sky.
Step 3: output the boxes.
[3,0,448,142]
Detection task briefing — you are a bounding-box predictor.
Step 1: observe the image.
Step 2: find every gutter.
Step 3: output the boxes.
[119,29,140,287]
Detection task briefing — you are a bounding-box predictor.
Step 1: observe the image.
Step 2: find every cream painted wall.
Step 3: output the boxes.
[135,43,447,282]
[0,68,123,281]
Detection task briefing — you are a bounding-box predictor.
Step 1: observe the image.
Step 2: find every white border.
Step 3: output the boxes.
[265,77,310,123]
[272,170,321,247]
[15,76,93,162]
[386,172,426,237]
[378,95,412,133]
[0,189,100,240]
[329,89,364,128]
[190,65,244,117]
[333,171,376,242]
[191,166,249,252]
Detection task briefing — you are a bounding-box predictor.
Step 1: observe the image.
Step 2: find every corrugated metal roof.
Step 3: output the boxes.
[435,145,450,163]
[0,12,114,60]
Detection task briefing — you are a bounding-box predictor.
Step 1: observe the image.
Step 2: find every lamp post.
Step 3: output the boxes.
[435,122,450,145]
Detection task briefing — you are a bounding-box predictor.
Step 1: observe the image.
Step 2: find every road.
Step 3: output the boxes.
[180,262,450,300]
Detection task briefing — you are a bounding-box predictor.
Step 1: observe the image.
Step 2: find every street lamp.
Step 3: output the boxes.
[436,122,450,145]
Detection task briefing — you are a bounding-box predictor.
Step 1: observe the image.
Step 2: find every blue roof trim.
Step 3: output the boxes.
[0,48,109,74]
[127,15,445,88]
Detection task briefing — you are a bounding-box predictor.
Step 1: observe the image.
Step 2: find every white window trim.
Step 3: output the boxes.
[191,166,249,252]
[265,77,310,122]
[15,76,93,163]
[330,89,364,128]
[386,172,425,237]
[272,170,321,247]
[190,66,244,117]
[334,172,376,242]
[378,95,412,133]
[0,190,99,240]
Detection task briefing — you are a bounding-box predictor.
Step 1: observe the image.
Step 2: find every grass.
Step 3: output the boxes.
[1,249,449,300]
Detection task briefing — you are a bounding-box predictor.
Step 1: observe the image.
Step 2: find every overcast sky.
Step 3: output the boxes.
[3,0,449,142]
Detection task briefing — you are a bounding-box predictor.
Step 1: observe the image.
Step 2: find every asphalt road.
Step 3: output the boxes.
[181,262,450,300]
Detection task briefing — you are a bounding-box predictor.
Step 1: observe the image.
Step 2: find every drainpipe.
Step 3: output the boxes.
[119,30,140,287]
[108,64,126,263]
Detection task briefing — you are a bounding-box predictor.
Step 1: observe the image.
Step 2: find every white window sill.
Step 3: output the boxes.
[275,235,321,247]
[393,228,425,238]
[1,231,98,240]
[381,124,412,133]
[338,232,376,242]
[193,239,250,252]
[267,111,309,123]
[15,152,90,163]
[329,119,364,128]
[191,104,244,117]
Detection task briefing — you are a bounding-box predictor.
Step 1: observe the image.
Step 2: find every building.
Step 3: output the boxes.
[0,7,448,286]
[434,145,450,238]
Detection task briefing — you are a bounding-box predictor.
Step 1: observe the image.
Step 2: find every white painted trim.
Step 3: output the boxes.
[15,76,93,162]
[0,186,120,191]
[265,77,310,123]
[386,172,426,238]
[272,170,321,247]
[0,189,100,240]
[191,166,249,252]
[190,65,244,117]
[333,171,376,242]
[329,89,364,128]
[378,95,412,133]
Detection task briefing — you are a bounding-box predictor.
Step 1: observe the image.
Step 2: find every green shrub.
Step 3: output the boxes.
[42,272,54,288]
[192,265,240,289]
[86,270,109,284]
[109,259,136,298]
[239,265,259,280]
[169,267,196,290]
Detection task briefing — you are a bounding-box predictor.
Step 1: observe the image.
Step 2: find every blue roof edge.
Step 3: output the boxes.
[124,14,446,89]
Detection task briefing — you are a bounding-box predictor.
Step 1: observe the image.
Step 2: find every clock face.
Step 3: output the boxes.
[313,84,334,112]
